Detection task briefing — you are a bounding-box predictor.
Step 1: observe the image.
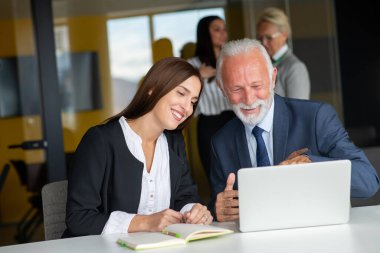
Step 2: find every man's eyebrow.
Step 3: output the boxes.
[249,81,264,86]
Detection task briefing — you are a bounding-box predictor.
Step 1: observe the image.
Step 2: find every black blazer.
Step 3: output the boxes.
[63,120,200,237]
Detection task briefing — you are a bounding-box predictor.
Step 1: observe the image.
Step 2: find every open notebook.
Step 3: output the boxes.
[116,224,233,250]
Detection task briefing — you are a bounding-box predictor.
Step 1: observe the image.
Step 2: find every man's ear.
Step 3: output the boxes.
[271,67,277,89]
[216,80,226,97]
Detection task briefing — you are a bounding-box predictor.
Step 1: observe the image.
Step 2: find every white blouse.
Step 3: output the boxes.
[188,57,231,116]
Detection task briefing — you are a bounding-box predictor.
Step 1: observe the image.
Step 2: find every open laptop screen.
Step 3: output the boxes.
[238,160,351,232]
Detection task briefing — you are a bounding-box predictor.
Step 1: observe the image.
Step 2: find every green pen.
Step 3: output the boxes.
[162,230,181,238]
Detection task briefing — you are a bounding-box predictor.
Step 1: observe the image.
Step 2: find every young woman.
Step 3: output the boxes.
[63,57,212,237]
[188,16,235,181]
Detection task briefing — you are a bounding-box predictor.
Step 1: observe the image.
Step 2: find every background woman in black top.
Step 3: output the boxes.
[188,16,235,182]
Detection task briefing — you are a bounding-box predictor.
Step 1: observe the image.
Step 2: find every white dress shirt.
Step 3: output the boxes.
[244,98,275,167]
[101,117,193,234]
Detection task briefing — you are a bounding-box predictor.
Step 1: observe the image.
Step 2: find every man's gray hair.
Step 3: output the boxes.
[216,38,274,89]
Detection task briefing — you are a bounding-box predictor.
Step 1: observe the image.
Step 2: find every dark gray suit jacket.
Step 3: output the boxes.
[209,95,379,212]
[63,120,200,237]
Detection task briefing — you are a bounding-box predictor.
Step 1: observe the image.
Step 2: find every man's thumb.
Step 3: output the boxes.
[224,173,235,191]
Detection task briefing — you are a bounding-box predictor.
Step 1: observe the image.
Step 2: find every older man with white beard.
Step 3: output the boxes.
[209,38,379,222]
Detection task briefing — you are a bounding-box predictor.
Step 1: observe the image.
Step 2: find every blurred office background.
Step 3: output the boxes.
[0,0,379,245]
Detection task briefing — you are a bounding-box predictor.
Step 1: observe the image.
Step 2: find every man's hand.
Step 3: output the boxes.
[183,203,212,225]
[215,173,239,222]
[280,148,311,165]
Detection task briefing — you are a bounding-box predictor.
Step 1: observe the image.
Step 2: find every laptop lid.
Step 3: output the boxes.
[237,160,351,232]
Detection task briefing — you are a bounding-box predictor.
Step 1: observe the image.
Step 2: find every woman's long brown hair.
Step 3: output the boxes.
[106,57,202,130]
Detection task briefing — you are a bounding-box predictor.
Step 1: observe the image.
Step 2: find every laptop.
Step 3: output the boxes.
[237,160,351,232]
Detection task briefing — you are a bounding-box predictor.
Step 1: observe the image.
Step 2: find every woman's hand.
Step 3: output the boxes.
[199,64,216,80]
[129,209,183,232]
[183,203,213,225]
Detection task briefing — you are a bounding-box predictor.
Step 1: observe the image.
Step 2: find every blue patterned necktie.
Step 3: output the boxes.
[252,126,271,167]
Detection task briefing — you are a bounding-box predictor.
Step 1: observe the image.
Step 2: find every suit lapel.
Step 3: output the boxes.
[167,141,182,208]
[235,120,252,169]
[114,121,144,212]
[273,95,289,164]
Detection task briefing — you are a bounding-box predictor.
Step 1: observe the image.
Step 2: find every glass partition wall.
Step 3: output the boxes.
[0,0,45,225]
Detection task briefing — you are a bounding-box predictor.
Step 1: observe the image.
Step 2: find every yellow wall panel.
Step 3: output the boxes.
[14,19,35,55]
[0,15,113,222]
[0,20,16,56]
[0,17,41,222]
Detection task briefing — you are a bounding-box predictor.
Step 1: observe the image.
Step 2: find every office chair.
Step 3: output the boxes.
[4,140,47,242]
[347,125,379,147]
[10,160,46,243]
[351,146,380,207]
[0,164,11,224]
[41,180,67,240]
[152,38,173,63]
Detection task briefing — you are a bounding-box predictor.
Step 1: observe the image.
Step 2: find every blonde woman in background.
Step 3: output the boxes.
[257,7,310,99]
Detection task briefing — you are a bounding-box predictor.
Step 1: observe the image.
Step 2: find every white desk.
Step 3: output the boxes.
[1,205,380,253]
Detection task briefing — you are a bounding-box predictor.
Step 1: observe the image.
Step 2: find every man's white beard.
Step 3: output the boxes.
[231,90,274,126]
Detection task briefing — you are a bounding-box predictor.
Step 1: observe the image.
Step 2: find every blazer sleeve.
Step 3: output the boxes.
[309,103,379,198]
[208,138,227,216]
[65,127,110,236]
[170,131,202,211]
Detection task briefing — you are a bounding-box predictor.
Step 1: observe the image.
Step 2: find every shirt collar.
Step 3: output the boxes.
[119,116,142,144]
[272,44,288,61]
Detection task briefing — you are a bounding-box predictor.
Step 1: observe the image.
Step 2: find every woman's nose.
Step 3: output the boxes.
[182,99,193,117]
